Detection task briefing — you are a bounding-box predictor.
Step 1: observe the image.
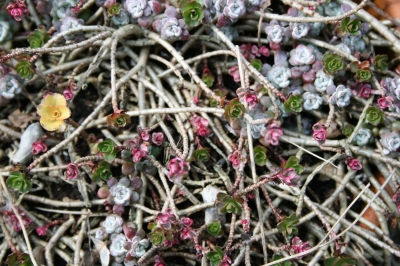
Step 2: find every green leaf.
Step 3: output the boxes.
[355,69,372,82]
[277,213,299,237]
[374,54,388,71]
[284,94,303,113]
[181,1,204,27]
[192,148,210,162]
[7,172,31,193]
[93,161,112,181]
[27,26,50,49]
[324,255,357,266]
[272,254,293,266]
[207,246,224,266]
[322,53,346,75]
[98,139,118,162]
[284,156,303,174]
[365,107,384,126]
[224,98,245,120]
[254,145,267,166]
[147,228,165,245]
[16,59,35,80]
[342,124,354,137]
[219,194,243,215]
[107,3,122,16]
[250,59,262,71]
[207,220,223,236]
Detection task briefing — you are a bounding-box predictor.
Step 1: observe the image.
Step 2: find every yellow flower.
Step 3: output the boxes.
[37,93,71,131]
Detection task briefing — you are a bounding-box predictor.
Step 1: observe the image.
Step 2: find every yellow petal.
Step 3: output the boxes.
[41,93,67,107]
[37,106,57,119]
[56,106,71,120]
[40,118,64,131]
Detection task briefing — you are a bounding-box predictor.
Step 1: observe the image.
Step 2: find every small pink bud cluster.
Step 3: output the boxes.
[31,139,48,155]
[312,123,326,144]
[377,96,394,109]
[228,150,244,170]
[1,207,32,232]
[344,156,362,171]
[220,255,232,266]
[151,132,164,146]
[167,157,190,182]
[352,82,371,99]
[290,236,311,259]
[240,43,270,60]
[65,163,79,180]
[261,122,284,146]
[156,208,176,230]
[6,1,29,21]
[63,82,77,100]
[35,220,63,236]
[229,66,240,83]
[179,217,195,240]
[190,115,210,137]
[154,255,166,266]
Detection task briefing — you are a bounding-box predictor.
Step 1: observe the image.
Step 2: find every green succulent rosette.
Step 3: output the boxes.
[374,54,388,71]
[108,3,122,16]
[217,193,243,215]
[207,246,224,266]
[192,148,210,162]
[254,145,267,166]
[180,0,204,27]
[27,26,50,48]
[207,220,223,236]
[284,156,303,174]
[16,59,35,80]
[6,171,31,193]
[355,69,372,82]
[93,161,112,181]
[365,106,384,126]
[284,94,303,113]
[322,52,346,75]
[224,98,245,120]
[98,138,118,162]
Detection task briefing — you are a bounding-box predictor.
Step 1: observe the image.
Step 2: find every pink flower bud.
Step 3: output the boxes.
[152,132,164,146]
[32,140,48,155]
[345,157,362,171]
[312,123,326,143]
[36,226,48,236]
[66,163,79,180]
[63,89,74,100]
[377,96,394,109]
[259,46,270,57]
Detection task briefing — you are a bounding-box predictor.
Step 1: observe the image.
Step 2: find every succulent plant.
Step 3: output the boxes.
[0,73,22,100]
[50,0,78,22]
[329,85,352,107]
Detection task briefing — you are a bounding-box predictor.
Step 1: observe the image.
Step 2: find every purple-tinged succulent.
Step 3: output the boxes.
[151,132,164,146]
[50,0,78,22]
[345,157,362,171]
[353,128,371,146]
[167,157,190,182]
[153,17,189,40]
[0,21,12,43]
[378,96,394,109]
[314,70,334,93]
[352,82,371,98]
[102,214,124,235]
[264,20,289,44]
[249,107,271,139]
[267,65,291,89]
[110,233,128,258]
[111,9,131,27]
[290,22,309,39]
[156,208,177,230]
[0,73,22,100]
[381,77,400,100]
[109,177,139,206]
[343,35,367,53]
[261,122,283,146]
[380,132,400,155]
[289,44,315,66]
[279,168,301,187]
[56,11,84,40]
[124,0,148,18]
[330,85,352,107]
[125,234,149,258]
[303,92,323,111]
[223,0,246,22]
